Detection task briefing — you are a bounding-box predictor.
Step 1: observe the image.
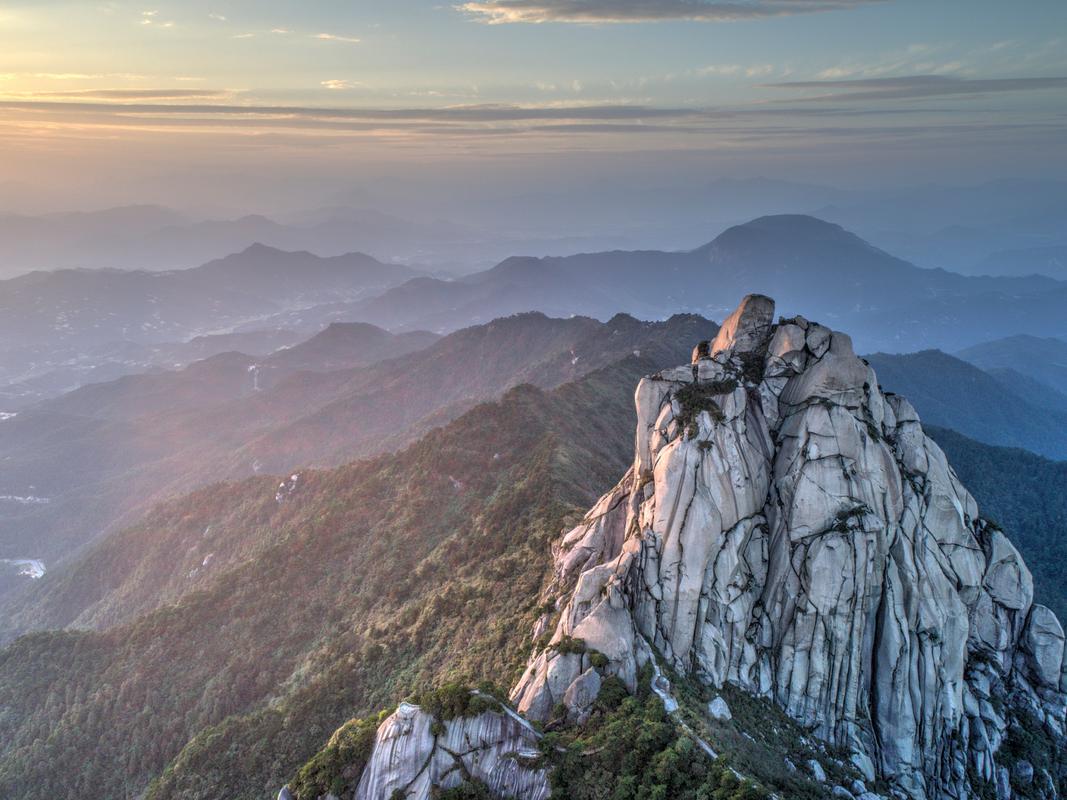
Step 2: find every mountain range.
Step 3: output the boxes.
[326,215,1066,353]
[5,178,1064,280]
[0,245,418,406]
[864,349,1067,460]
[0,312,717,614]
[3,214,1066,412]
[0,298,1061,800]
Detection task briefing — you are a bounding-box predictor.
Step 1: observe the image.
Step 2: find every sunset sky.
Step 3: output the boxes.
[2,0,1066,213]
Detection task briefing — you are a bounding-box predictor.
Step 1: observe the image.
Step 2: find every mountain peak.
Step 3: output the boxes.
[708,293,775,356]
[703,213,857,249]
[510,295,1066,800]
[238,241,283,256]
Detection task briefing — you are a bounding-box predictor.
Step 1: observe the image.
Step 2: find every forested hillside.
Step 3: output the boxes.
[0,357,650,800]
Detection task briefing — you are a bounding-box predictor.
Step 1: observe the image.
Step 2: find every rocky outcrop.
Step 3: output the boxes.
[353,701,549,800]
[511,295,1067,800]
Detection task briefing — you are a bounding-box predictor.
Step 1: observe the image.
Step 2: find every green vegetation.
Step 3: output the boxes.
[289,714,383,800]
[588,651,609,669]
[414,682,501,724]
[652,659,863,800]
[999,707,1067,799]
[674,380,736,437]
[737,351,766,384]
[543,668,771,800]
[831,503,869,533]
[0,357,658,800]
[436,780,494,799]
[553,635,587,655]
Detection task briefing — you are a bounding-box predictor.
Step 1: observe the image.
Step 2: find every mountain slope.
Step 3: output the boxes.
[0,313,717,629]
[957,334,1067,397]
[0,244,416,351]
[0,356,664,800]
[0,245,420,406]
[864,349,1067,459]
[35,322,439,421]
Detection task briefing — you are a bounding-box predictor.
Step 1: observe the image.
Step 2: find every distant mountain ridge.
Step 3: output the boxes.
[957,334,1067,397]
[3,214,1064,408]
[0,244,419,402]
[0,243,416,348]
[972,245,1067,280]
[339,215,1066,352]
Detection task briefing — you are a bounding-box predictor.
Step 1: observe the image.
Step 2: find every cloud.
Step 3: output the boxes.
[697,64,742,76]
[314,32,362,43]
[763,74,1067,101]
[321,80,364,91]
[459,0,883,24]
[0,98,712,123]
[208,12,227,21]
[21,88,231,100]
[140,10,174,28]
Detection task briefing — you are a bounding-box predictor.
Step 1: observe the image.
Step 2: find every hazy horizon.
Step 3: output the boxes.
[1,0,1065,220]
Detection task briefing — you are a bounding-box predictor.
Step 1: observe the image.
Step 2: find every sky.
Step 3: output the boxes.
[1,0,1066,215]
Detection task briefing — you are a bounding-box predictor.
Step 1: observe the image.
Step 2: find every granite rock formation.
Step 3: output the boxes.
[511,295,1066,800]
[350,701,548,800]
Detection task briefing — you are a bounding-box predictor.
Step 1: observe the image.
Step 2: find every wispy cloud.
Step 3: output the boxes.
[697,64,742,76]
[2,71,1062,157]
[763,74,1067,101]
[314,32,362,43]
[321,80,365,91]
[459,0,883,24]
[140,9,174,28]
[15,88,232,101]
[1,72,146,81]
[0,99,709,122]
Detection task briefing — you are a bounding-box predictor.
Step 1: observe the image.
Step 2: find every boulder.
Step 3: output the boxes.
[996,766,1012,800]
[808,759,828,782]
[710,294,775,355]
[354,702,549,800]
[1019,605,1066,688]
[1013,760,1034,786]
[708,695,732,721]
[563,668,602,723]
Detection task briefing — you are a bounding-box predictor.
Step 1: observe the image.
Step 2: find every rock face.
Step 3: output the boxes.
[511,295,1067,800]
[353,702,549,800]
